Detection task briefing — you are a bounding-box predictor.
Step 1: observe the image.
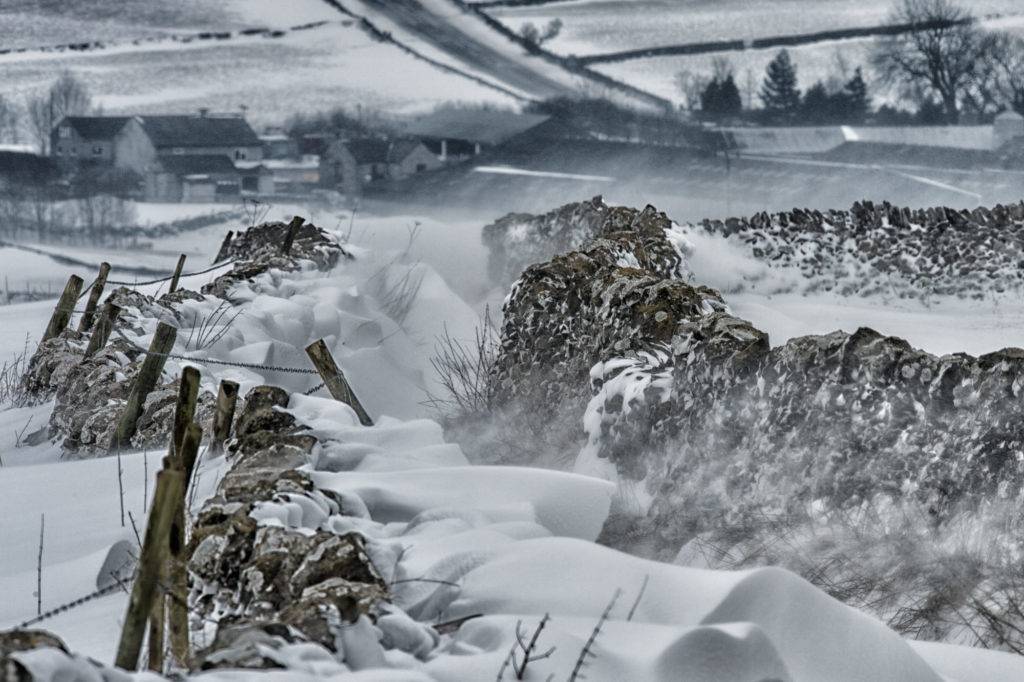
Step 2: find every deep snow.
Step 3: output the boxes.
[3,203,1024,680]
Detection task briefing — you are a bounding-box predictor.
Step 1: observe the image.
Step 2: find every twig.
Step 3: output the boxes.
[513,614,554,680]
[569,589,621,682]
[36,513,44,615]
[117,448,125,527]
[627,575,650,621]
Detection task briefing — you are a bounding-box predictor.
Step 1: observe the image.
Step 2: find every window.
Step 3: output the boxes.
[234,149,246,160]
[416,163,427,172]
[59,127,71,138]
[92,146,103,156]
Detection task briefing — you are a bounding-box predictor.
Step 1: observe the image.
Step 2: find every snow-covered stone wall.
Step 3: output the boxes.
[487,198,1024,558]
[696,200,1024,299]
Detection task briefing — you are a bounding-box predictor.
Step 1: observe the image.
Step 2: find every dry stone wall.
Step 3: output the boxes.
[19,218,345,457]
[487,198,1024,557]
[698,199,1024,298]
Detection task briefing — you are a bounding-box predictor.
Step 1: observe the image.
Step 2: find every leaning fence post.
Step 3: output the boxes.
[77,262,111,333]
[168,421,202,669]
[114,466,184,671]
[281,216,305,256]
[41,275,84,343]
[305,339,373,426]
[167,255,187,294]
[214,230,233,264]
[83,303,122,359]
[109,323,177,452]
[209,380,239,456]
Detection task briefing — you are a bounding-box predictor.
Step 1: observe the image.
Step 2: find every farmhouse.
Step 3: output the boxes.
[52,112,262,174]
[51,111,265,201]
[320,137,440,196]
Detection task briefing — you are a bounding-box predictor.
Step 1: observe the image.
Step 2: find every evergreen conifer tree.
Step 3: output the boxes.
[760,50,801,116]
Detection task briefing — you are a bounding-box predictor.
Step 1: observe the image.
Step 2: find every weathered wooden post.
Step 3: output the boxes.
[209,380,239,456]
[114,466,184,671]
[83,302,122,359]
[109,323,177,452]
[41,275,84,343]
[167,367,200,462]
[147,365,200,670]
[168,421,203,668]
[305,339,373,426]
[77,262,111,333]
[214,230,233,263]
[168,255,187,294]
[281,216,305,256]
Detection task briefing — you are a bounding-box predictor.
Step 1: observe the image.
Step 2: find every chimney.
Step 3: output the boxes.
[440,138,447,161]
[198,107,209,118]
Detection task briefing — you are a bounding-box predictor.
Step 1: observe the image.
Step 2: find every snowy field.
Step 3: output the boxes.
[0,21,519,130]
[488,0,1024,57]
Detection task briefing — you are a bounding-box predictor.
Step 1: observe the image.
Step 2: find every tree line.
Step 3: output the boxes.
[679,0,1024,126]
[0,70,94,152]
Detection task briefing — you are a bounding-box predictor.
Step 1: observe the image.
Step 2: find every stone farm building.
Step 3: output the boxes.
[51,112,271,201]
[320,137,440,197]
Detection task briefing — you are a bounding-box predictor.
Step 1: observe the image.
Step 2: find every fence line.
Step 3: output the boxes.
[106,259,237,287]
[112,328,319,375]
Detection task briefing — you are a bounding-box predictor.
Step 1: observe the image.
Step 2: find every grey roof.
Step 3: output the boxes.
[403,109,548,145]
[344,138,427,164]
[139,115,260,149]
[156,154,239,176]
[61,116,131,140]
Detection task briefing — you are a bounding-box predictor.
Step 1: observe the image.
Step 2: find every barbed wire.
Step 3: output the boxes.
[17,564,134,629]
[76,278,97,301]
[106,259,237,287]
[112,328,318,375]
[304,381,326,395]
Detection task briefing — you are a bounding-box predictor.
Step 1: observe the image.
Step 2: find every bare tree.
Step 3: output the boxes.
[982,33,1024,116]
[871,0,988,123]
[28,71,92,154]
[674,69,710,111]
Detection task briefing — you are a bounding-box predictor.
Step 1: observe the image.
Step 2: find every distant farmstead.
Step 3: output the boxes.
[50,111,266,201]
[321,137,440,197]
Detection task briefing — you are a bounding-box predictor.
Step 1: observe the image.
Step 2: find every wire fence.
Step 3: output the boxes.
[111,328,319,375]
[106,259,237,287]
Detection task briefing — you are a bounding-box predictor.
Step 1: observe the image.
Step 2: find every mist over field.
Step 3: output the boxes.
[3,1,1024,680]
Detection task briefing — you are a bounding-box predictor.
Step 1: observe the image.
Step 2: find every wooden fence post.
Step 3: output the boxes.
[109,323,177,452]
[114,466,184,671]
[77,262,111,333]
[214,231,233,263]
[305,339,373,426]
[147,366,199,670]
[168,255,187,294]
[281,216,305,256]
[167,367,200,462]
[83,303,122,359]
[41,275,84,343]
[168,422,202,668]
[209,380,239,456]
